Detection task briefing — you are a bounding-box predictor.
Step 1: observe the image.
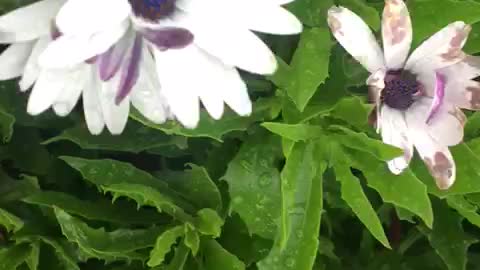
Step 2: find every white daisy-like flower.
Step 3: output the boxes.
[38,0,303,128]
[327,0,480,189]
[0,0,172,135]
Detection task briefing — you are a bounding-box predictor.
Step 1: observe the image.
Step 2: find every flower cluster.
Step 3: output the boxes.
[0,0,302,134]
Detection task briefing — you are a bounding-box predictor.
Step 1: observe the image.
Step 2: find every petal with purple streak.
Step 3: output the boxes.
[97,33,130,81]
[141,27,194,50]
[426,72,446,124]
[115,33,143,105]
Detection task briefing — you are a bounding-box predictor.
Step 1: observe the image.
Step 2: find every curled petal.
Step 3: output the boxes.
[141,27,194,50]
[116,33,143,105]
[426,72,446,123]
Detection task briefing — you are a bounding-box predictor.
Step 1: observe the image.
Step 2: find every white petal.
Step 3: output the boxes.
[0,0,63,43]
[56,0,131,35]
[379,106,413,175]
[130,46,168,124]
[39,21,129,69]
[153,46,200,128]
[172,11,277,74]
[99,70,130,135]
[53,65,88,116]
[327,6,385,73]
[27,69,67,115]
[0,41,33,80]
[19,37,50,91]
[407,98,464,147]
[405,21,471,74]
[82,67,105,135]
[382,0,412,69]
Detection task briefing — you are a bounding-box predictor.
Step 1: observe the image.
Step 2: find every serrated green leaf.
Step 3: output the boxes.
[0,208,23,232]
[0,244,31,270]
[54,208,163,262]
[159,165,222,211]
[223,133,282,239]
[44,123,181,153]
[194,209,223,238]
[202,240,245,270]
[184,224,200,256]
[331,126,403,161]
[147,226,184,267]
[165,240,190,270]
[346,149,434,228]
[329,96,372,129]
[447,195,480,228]
[258,142,325,270]
[262,123,324,141]
[277,28,332,111]
[25,241,39,270]
[331,145,390,248]
[23,191,163,225]
[131,98,277,142]
[420,200,477,270]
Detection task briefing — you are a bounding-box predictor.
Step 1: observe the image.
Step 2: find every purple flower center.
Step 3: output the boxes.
[381,70,420,110]
[128,0,176,22]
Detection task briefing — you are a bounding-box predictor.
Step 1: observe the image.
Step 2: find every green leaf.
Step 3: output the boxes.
[131,98,277,142]
[223,133,282,239]
[165,241,190,270]
[447,195,480,228]
[23,191,163,225]
[147,226,184,267]
[277,28,332,111]
[44,123,181,153]
[0,244,31,270]
[286,0,333,27]
[0,208,23,233]
[25,242,39,270]
[258,142,325,270]
[331,145,390,248]
[337,0,380,30]
[262,123,324,141]
[61,156,194,212]
[0,109,14,143]
[329,96,372,129]
[409,0,480,48]
[202,240,245,270]
[330,126,403,161]
[193,209,224,238]
[160,165,222,211]
[54,208,163,262]
[184,224,200,256]
[346,149,434,228]
[420,200,477,270]
[0,174,39,203]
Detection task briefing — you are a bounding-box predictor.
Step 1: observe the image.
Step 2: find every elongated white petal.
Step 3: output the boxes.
[99,71,130,135]
[39,21,129,69]
[19,37,49,91]
[405,21,471,74]
[83,67,105,135]
[0,42,33,80]
[172,11,277,74]
[382,0,412,69]
[0,0,63,43]
[56,0,130,35]
[379,106,413,174]
[27,69,67,115]
[327,6,385,73]
[53,65,88,116]
[153,46,201,128]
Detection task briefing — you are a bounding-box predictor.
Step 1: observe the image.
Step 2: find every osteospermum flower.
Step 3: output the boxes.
[327,0,480,189]
[0,0,172,135]
[38,0,303,128]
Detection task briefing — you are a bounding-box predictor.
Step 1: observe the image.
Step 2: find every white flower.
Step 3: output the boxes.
[0,0,172,135]
[327,0,479,189]
[38,0,303,128]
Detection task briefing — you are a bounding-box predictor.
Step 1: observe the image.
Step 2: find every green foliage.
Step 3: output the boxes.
[2,0,480,269]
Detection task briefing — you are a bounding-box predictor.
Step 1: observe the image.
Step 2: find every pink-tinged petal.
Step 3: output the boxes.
[98,29,132,81]
[327,6,385,73]
[382,0,412,69]
[379,105,413,175]
[444,79,480,110]
[141,27,194,50]
[405,22,471,74]
[115,33,143,105]
[426,72,446,123]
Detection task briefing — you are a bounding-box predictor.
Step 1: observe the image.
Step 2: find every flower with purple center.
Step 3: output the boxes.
[38,0,303,128]
[0,0,173,135]
[327,0,480,190]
